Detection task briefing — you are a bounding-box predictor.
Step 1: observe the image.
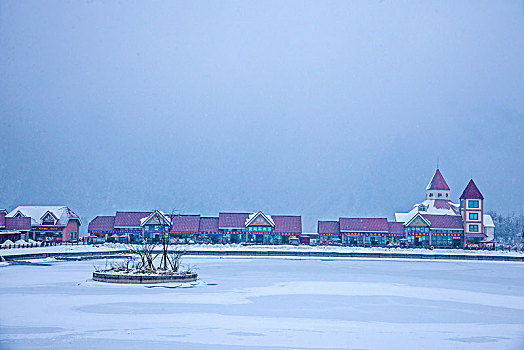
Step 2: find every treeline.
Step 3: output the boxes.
[487,211,524,245]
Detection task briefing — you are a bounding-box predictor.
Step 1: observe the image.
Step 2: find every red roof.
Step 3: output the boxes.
[88,216,115,233]
[170,215,200,232]
[433,199,460,214]
[318,221,340,234]
[460,179,484,200]
[272,215,302,234]
[114,211,151,227]
[421,214,464,229]
[199,217,219,232]
[427,169,450,191]
[339,218,389,232]
[5,217,31,231]
[388,222,405,234]
[218,212,251,229]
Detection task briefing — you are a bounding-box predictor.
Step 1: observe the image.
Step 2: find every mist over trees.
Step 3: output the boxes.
[487,211,524,246]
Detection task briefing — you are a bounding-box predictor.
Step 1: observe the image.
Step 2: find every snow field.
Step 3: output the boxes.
[0,257,523,349]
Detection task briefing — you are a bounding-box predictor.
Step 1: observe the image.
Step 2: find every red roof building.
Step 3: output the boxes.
[5,206,81,242]
[460,179,490,243]
[88,210,302,244]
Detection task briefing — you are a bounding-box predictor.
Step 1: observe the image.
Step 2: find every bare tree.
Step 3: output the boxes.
[128,240,157,272]
[121,208,189,273]
[158,208,184,271]
[168,247,186,272]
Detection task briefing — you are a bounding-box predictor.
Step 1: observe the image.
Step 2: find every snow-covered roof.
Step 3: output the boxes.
[245,211,275,227]
[6,206,80,226]
[394,213,412,223]
[140,210,171,226]
[483,214,494,227]
[395,199,460,223]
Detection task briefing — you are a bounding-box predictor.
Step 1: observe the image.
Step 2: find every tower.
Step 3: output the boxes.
[460,179,484,243]
[426,169,451,200]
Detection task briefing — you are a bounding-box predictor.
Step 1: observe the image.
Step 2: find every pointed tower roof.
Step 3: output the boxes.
[460,179,484,200]
[426,169,450,191]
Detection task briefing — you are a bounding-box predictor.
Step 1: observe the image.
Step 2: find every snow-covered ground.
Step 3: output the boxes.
[1,243,523,258]
[0,257,523,349]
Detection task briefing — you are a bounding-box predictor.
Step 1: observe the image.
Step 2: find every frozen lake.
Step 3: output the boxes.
[1,257,523,349]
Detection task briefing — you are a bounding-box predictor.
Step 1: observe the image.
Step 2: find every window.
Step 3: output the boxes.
[469,213,478,220]
[469,224,479,232]
[446,193,448,197]
[429,193,433,198]
[469,200,479,208]
[418,205,426,212]
[438,193,442,197]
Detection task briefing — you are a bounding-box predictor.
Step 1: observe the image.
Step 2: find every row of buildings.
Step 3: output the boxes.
[318,170,494,247]
[88,210,302,245]
[0,206,81,243]
[1,169,496,248]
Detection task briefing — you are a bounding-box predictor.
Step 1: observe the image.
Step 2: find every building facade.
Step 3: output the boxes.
[394,169,494,247]
[318,169,495,248]
[2,206,81,242]
[88,210,302,244]
[318,218,405,246]
[460,180,491,244]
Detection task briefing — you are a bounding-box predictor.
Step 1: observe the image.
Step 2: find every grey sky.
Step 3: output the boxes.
[1,1,523,232]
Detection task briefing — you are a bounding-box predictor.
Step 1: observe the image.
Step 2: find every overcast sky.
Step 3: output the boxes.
[1,1,523,232]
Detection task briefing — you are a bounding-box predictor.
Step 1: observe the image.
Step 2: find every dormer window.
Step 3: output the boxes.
[41,211,56,225]
[418,205,426,212]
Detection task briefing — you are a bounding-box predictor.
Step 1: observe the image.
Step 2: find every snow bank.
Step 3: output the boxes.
[1,242,523,259]
[1,240,14,247]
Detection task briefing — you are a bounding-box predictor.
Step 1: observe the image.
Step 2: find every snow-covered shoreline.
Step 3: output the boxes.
[1,243,523,260]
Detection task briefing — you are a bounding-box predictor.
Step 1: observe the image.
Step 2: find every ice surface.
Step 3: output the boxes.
[0,257,523,349]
